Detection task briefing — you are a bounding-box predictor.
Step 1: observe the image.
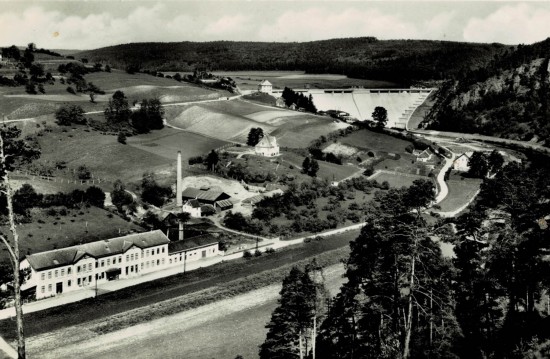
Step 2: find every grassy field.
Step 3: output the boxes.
[278,152,359,182]
[128,127,228,162]
[437,173,482,213]
[341,129,413,153]
[0,206,143,264]
[34,127,174,183]
[370,171,432,188]
[165,99,348,146]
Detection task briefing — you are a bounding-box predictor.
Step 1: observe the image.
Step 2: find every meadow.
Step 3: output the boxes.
[165,99,348,145]
[437,173,483,213]
[370,170,432,188]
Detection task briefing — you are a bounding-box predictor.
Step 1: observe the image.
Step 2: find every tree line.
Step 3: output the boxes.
[74,38,507,85]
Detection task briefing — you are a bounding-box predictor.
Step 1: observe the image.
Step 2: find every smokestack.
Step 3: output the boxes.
[179,221,184,241]
[176,151,182,207]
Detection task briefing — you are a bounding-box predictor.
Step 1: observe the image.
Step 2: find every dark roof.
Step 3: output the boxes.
[184,199,201,208]
[25,230,170,271]
[181,187,230,202]
[216,199,233,208]
[168,234,219,253]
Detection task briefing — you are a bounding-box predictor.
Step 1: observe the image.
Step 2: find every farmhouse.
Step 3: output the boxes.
[181,187,232,210]
[275,97,286,108]
[168,234,221,266]
[182,199,202,218]
[21,231,170,300]
[453,152,473,172]
[254,134,280,157]
[258,80,273,94]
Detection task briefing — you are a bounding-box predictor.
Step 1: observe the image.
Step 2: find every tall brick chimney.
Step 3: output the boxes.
[176,151,182,207]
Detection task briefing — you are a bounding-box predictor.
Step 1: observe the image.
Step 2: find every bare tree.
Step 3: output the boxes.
[0,126,40,359]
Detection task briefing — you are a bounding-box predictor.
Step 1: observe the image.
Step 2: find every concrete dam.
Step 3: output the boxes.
[271,88,432,129]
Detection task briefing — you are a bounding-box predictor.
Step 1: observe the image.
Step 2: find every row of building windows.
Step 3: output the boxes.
[37,246,167,282]
[41,267,74,281]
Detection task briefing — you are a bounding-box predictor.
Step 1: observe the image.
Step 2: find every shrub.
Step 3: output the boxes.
[368,151,375,157]
[265,247,275,254]
[381,181,390,190]
[118,132,127,144]
[243,250,253,259]
[254,249,262,257]
[66,86,76,94]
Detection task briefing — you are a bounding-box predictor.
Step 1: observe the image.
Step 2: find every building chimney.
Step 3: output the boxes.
[179,221,184,241]
[176,151,182,207]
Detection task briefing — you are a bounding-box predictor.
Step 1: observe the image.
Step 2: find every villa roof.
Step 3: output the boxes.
[455,152,474,160]
[417,149,432,159]
[259,80,272,86]
[168,234,219,253]
[255,134,278,148]
[25,231,170,271]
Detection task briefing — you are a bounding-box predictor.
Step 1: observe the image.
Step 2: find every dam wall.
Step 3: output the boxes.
[270,88,432,128]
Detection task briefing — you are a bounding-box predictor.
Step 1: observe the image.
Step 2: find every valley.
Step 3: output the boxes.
[1,29,549,359]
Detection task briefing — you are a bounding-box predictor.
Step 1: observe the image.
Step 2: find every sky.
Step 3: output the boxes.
[0,1,549,50]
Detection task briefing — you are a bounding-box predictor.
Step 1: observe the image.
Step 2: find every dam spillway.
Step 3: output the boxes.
[271,88,432,128]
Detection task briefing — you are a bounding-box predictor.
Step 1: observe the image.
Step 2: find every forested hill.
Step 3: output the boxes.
[73,37,506,85]
[426,37,550,146]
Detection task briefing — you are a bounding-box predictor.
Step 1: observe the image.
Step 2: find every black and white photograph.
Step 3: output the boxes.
[0,1,549,358]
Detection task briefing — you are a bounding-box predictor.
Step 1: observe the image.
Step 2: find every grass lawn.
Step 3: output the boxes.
[371,171,432,188]
[438,173,482,213]
[341,129,413,154]
[0,206,143,264]
[242,92,277,106]
[279,152,359,182]
[128,127,228,162]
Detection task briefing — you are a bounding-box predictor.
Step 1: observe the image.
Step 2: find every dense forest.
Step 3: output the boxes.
[73,38,506,85]
[426,38,550,146]
[261,151,550,359]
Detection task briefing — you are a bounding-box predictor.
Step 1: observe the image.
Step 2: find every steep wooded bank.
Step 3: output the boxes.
[73,38,506,85]
[425,38,550,146]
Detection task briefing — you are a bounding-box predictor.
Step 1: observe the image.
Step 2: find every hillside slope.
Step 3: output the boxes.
[425,38,550,146]
[73,38,507,85]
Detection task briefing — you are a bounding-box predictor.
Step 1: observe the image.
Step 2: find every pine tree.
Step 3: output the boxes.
[317,183,461,359]
[260,265,327,359]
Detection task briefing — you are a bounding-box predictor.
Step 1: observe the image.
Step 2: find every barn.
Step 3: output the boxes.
[180,187,232,208]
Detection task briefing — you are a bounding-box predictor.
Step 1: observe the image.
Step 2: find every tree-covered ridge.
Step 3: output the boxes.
[426,38,550,146]
[74,38,506,85]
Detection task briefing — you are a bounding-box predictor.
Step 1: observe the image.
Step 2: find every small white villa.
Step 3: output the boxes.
[415,149,433,163]
[453,152,473,172]
[258,80,273,94]
[255,134,280,157]
[182,199,202,218]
